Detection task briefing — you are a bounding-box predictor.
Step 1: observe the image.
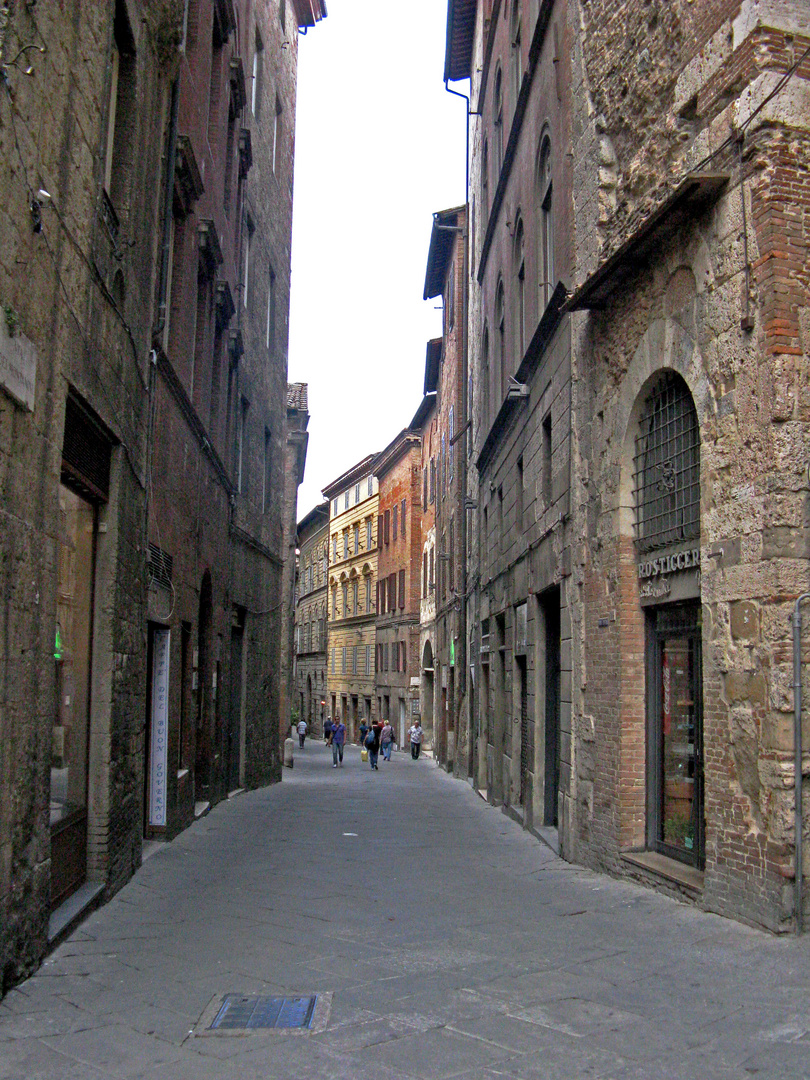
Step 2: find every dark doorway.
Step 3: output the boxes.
[518,655,530,818]
[195,572,213,802]
[227,608,245,792]
[542,589,561,827]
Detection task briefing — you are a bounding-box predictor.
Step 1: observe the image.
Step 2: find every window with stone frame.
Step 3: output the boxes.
[538,135,554,310]
[634,373,700,555]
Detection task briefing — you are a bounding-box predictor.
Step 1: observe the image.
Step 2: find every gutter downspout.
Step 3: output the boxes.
[793,593,810,933]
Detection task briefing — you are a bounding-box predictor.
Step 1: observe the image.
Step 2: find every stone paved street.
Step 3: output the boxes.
[2,743,809,1080]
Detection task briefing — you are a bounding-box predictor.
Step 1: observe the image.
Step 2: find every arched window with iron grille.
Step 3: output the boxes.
[634,373,700,555]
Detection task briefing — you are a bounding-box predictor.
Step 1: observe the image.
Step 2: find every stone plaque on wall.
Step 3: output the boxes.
[0,318,37,411]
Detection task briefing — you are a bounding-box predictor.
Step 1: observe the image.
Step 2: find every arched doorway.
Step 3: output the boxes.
[421,639,434,750]
[623,369,704,868]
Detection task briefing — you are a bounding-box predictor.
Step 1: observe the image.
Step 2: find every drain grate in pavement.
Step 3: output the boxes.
[210,995,317,1030]
[193,991,332,1037]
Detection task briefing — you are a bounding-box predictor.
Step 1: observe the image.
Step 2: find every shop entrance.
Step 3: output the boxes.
[648,602,704,867]
[52,482,96,908]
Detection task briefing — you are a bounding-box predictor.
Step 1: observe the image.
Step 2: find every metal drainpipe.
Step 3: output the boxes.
[793,592,810,933]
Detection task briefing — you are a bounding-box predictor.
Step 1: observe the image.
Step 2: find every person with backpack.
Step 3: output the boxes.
[365,720,382,770]
[323,715,332,743]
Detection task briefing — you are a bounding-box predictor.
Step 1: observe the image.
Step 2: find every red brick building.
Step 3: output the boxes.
[374,431,424,748]
[412,370,439,750]
[146,0,324,833]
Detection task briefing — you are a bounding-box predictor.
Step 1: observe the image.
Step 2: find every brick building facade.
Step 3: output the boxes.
[374,431,423,749]
[146,0,321,837]
[412,374,438,750]
[294,502,329,737]
[324,456,379,741]
[423,209,471,776]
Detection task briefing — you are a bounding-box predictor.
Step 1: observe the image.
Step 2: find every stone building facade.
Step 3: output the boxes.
[280,382,310,742]
[423,209,471,777]
[374,431,423,749]
[294,502,329,737]
[0,0,169,988]
[0,0,324,990]
[565,0,810,932]
[457,0,575,837]
[324,456,379,741]
[446,0,810,931]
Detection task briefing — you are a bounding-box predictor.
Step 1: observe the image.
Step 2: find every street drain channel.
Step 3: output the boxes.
[193,992,332,1037]
[213,995,316,1030]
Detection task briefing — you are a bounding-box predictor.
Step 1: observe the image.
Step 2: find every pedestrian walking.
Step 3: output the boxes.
[330,714,345,767]
[380,721,394,761]
[365,720,382,770]
[359,719,369,747]
[408,719,424,759]
[323,716,332,743]
[297,718,308,749]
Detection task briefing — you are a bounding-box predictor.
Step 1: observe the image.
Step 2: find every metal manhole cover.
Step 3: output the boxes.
[211,995,316,1030]
[193,991,332,1037]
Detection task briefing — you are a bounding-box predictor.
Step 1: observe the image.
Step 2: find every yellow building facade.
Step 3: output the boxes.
[323,456,379,742]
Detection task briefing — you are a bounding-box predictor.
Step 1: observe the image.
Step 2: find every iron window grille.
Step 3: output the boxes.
[634,374,700,555]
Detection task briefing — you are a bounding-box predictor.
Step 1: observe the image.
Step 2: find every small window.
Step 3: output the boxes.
[262,428,272,513]
[449,406,454,480]
[401,499,406,536]
[393,504,398,541]
[251,28,263,118]
[344,490,349,511]
[399,569,405,609]
[538,135,554,309]
[265,266,276,350]
[368,476,373,496]
[353,522,359,553]
[105,0,137,214]
[384,509,390,544]
[272,95,282,174]
[237,397,249,494]
[333,498,338,517]
[542,412,553,505]
[366,517,372,550]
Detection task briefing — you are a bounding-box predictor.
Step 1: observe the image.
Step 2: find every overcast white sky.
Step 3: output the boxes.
[287,0,466,520]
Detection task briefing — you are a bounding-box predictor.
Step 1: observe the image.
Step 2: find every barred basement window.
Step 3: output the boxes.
[634,374,700,555]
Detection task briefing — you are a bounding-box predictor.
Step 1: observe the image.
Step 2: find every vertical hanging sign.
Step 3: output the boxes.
[150,628,171,827]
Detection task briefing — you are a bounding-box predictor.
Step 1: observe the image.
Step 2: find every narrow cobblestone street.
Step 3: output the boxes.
[2,746,809,1080]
